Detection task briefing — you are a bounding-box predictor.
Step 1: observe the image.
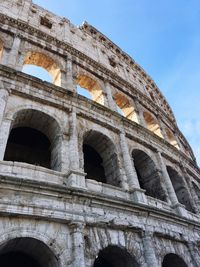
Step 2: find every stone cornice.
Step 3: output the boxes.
[0,173,200,234]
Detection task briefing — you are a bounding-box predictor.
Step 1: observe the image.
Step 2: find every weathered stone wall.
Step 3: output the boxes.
[0,0,200,266]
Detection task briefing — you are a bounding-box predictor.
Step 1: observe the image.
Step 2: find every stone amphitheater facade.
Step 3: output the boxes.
[0,0,200,266]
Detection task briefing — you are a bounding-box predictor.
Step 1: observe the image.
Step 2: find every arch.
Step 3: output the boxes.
[114,92,139,123]
[143,111,163,138]
[4,109,62,171]
[0,237,59,267]
[165,128,180,149]
[5,104,63,128]
[83,130,121,187]
[192,182,200,200]
[162,253,188,267]
[93,245,139,267]
[23,51,61,86]
[132,149,166,201]
[76,74,104,105]
[166,166,194,212]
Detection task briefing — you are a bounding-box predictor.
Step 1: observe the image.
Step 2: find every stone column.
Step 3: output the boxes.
[70,222,86,267]
[132,97,146,127]
[0,86,10,161]
[59,70,68,89]
[156,151,187,216]
[142,231,158,267]
[7,35,22,70]
[173,130,182,150]
[0,118,12,160]
[157,116,168,140]
[104,81,118,112]
[65,55,76,92]
[65,108,86,188]
[0,86,9,127]
[187,242,200,267]
[187,180,200,213]
[69,108,79,170]
[119,130,147,203]
[180,166,199,214]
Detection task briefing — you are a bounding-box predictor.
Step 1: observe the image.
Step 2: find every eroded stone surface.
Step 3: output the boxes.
[0,1,199,267]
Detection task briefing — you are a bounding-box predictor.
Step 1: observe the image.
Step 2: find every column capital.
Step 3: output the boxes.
[69,221,86,233]
[142,230,154,239]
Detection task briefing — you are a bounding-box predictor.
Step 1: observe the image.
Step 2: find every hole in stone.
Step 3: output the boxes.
[83,130,121,187]
[4,109,61,171]
[76,74,104,105]
[132,149,167,201]
[4,127,51,168]
[0,237,59,267]
[23,65,52,83]
[114,92,138,123]
[162,253,188,267]
[83,144,106,183]
[23,51,61,86]
[94,245,139,267]
[0,251,41,267]
[143,111,163,138]
[166,166,194,212]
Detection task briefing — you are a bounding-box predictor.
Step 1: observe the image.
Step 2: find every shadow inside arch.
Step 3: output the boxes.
[0,237,59,267]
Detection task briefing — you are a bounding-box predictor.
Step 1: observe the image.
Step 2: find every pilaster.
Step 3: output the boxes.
[120,130,147,203]
[104,80,118,112]
[0,86,9,127]
[70,222,86,267]
[142,231,158,267]
[180,165,199,214]
[66,55,76,92]
[187,242,200,267]
[65,108,86,189]
[132,97,146,127]
[7,35,22,70]
[156,150,187,216]
[0,118,12,160]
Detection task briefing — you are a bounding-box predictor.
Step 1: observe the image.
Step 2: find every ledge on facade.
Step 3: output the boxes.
[146,195,172,212]
[0,171,200,229]
[0,160,64,185]
[86,178,129,200]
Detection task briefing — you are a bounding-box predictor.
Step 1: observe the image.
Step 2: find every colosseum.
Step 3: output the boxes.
[0,0,200,266]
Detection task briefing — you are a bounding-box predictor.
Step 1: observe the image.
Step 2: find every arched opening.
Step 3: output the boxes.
[114,92,138,123]
[0,237,59,267]
[23,51,61,86]
[143,112,163,138]
[4,109,61,171]
[4,127,51,168]
[162,253,187,267]
[165,128,180,149]
[167,166,194,212]
[83,130,121,187]
[94,245,139,267]
[83,144,106,183]
[76,74,104,105]
[132,149,166,201]
[192,182,200,200]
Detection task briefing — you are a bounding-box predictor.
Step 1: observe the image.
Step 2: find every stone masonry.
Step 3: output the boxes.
[0,0,200,266]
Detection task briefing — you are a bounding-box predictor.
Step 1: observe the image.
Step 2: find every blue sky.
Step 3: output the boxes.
[30,0,200,165]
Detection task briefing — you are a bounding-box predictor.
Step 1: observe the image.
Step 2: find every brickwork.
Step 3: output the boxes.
[0,0,200,266]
